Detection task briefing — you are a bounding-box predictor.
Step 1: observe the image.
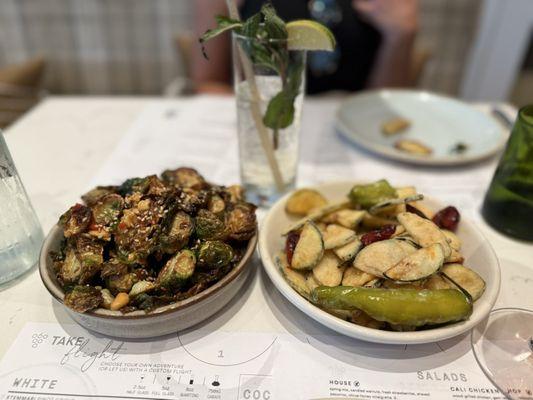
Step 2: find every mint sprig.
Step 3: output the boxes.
[200,4,303,149]
[200,15,242,59]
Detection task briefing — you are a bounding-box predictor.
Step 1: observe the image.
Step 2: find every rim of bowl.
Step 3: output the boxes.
[258,181,501,344]
[39,224,257,320]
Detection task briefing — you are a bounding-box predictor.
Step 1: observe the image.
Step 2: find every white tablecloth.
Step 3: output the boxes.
[1,95,532,390]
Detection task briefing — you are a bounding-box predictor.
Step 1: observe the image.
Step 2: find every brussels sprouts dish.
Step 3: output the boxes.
[51,167,257,314]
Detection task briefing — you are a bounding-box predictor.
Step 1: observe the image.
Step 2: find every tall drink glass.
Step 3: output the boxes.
[0,131,44,284]
[233,32,306,206]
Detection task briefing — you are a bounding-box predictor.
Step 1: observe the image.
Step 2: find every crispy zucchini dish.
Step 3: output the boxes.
[51,167,257,314]
[278,180,486,331]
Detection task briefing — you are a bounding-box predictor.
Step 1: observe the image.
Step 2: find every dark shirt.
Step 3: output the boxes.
[240,0,381,94]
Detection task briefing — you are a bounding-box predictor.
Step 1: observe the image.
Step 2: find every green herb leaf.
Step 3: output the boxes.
[241,12,261,38]
[249,42,279,73]
[261,3,287,39]
[200,3,304,145]
[263,90,296,130]
[263,52,304,132]
[199,15,242,58]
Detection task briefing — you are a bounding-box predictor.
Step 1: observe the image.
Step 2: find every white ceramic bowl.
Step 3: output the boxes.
[259,181,500,344]
[40,225,257,339]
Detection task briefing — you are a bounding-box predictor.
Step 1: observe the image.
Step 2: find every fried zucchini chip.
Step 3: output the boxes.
[285,189,328,216]
[353,239,417,277]
[291,221,324,270]
[313,252,345,287]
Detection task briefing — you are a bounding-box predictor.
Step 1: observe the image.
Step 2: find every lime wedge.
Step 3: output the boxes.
[286,20,336,51]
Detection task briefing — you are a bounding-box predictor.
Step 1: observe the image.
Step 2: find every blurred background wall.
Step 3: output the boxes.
[0,0,530,103]
[0,0,193,94]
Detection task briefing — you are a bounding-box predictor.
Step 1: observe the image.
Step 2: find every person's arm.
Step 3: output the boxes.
[191,0,233,94]
[353,0,418,88]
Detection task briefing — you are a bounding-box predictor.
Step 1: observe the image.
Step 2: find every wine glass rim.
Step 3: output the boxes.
[470,306,533,399]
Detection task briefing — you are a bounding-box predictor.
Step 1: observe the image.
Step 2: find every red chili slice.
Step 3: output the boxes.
[361,224,396,246]
[432,206,460,231]
[285,231,300,266]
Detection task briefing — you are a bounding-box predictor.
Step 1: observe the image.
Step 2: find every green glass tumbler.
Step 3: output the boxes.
[482,105,533,241]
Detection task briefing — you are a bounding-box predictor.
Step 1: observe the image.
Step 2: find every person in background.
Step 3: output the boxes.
[192,0,418,95]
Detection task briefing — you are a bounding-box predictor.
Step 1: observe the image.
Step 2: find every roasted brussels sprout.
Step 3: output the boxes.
[208,194,226,214]
[81,186,118,207]
[225,185,244,203]
[118,175,168,197]
[156,249,196,289]
[162,167,207,190]
[195,209,227,240]
[129,280,157,297]
[91,194,124,227]
[100,288,115,309]
[100,260,128,279]
[74,234,104,283]
[225,203,257,241]
[117,177,144,196]
[53,166,256,314]
[64,285,103,313]
[115,198,166,263]
[132,293,174,311]
[143,175,169,197]
[106,272,138,295]
[132,266,152,281]
[133,293,156,310]
[58,247,82,284]
[159,211,194,254]
[59,204,91,237]
[75,235,103,266]
[185,262,234,298]
[88,194,124,241]
[197,241,234,268]
[177,188,209,214]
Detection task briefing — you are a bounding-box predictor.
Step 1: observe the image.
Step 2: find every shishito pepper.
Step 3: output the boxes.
[311,286,472,327]
[348,179,397,209]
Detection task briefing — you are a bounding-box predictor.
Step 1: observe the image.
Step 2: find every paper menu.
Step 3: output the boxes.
[88,97,241,189]
[0,322,278,400]
[0,320,515,400]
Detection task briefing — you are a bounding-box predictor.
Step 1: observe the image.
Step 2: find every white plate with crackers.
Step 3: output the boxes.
[335,90,507,166]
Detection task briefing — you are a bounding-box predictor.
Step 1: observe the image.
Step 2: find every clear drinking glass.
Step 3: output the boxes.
[233,32,306,206]
[0,131,44,284]
[471,308,533,399]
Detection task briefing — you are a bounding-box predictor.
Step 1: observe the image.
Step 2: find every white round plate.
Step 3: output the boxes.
[335,90,508,166]
[258,181,501,344]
